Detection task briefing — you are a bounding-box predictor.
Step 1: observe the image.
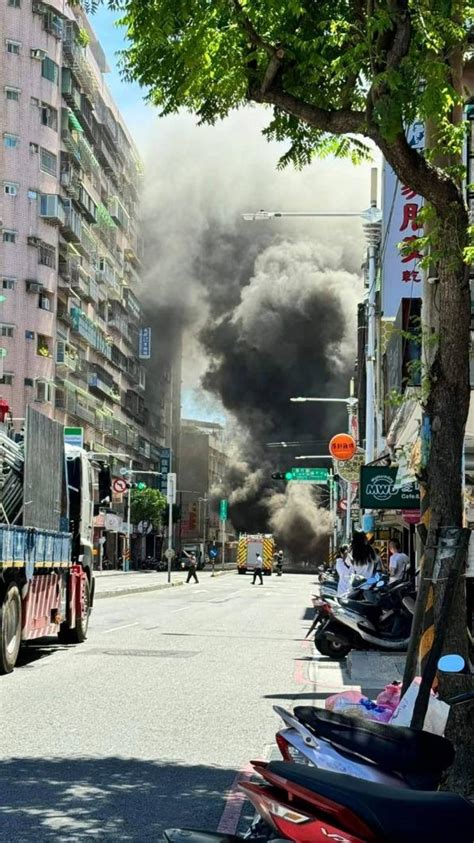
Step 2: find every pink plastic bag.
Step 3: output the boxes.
[376,682,401,713]
[325,691,393,722]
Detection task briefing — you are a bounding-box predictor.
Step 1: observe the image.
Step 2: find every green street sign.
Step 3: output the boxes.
[285,467,329,484]
[64,426,84,448]
[219,499,228,521]
[360,466,420,510]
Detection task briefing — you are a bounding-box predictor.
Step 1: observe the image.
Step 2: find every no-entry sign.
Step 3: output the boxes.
[112,478,128,494]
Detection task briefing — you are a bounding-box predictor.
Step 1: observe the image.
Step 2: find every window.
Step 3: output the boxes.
[3,133,19,149]
[0,374,13,386]
[40,147,57,176]
[38,242,55,268]
[35,380,52,403]
[0,325,14,338]
[8,0,21,7]
[6,40,21,55]
[3,231,16,244]
[24,377,33,386]
[25,331,35,341]
[41,56,58,84]
[4,182,18,196]
[29,142,39,154]
[2,278,15,290]
[5,87,20,101]
[27,189,38,200]
[37,335,51,358]
[39,294,52,311]
[41,103,57,130]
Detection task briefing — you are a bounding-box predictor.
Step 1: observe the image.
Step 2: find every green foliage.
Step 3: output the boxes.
[130,487,167,529]
[76,27,91,47]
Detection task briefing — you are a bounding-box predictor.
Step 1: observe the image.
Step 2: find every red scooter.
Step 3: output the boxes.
[164,758,474,843]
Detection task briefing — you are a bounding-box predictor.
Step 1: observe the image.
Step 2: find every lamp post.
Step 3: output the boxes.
[289,391,358,541]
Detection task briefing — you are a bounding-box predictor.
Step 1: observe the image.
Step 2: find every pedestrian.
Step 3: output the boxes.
[334,545,352,596]
[184,552,199,583]
[388,539,410,583]
[252,553,264,585]
[346,531,380,581]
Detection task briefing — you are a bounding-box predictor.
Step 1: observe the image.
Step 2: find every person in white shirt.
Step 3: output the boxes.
[334,545,352,595]
[388,539,409,582]
[347,531,381,581]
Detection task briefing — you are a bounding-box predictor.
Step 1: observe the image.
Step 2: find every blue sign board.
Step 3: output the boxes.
[160,448,171,494]
[138,327,152,359]
[209,547,218,559]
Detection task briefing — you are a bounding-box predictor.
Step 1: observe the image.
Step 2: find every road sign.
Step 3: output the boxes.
[285,467,329,483]
[219,499,228,521]
[119,467,130,476]
[64,426,83,448]
[167,472,177,504]
[112,478,128,494]
[165,548,175,560]
[329,433,357,461]
[209,547,218,559]
[138,326,151,359]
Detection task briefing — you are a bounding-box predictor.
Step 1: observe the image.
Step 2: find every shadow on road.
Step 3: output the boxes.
[15,638,69,670]
[0,756,237,841]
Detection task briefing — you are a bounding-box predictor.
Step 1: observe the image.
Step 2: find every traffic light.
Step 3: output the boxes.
[129,481,147,490]
[271,472,285,480]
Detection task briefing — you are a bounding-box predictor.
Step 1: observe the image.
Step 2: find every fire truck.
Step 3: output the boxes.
[0,404,99,673]
[237,533,275,575]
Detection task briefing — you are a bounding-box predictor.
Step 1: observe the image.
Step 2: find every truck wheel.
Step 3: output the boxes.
[0,583,22,674]
[59,575,91,645]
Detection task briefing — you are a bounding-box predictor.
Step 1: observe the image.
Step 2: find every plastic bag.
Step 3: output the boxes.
[389,678,450,735]
[325,691,393,722]
[376,682,401,713]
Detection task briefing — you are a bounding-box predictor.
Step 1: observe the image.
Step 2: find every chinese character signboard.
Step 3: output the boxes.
[160,448,171,495]
[381,122,424,318]
[138,327,152,359]
[285,467,329,483]
[360,466,420,510]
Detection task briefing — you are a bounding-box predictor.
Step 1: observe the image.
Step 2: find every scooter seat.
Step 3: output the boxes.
[267,761,474,843]
[294,706,454,778]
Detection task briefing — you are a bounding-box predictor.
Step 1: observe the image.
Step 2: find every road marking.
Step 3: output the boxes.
[103,622,138,634]
[194,589,208,593]
[217,763,254,834]
[171,606,188,613]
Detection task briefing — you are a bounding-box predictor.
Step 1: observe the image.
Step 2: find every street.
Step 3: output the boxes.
[0,572,323,842]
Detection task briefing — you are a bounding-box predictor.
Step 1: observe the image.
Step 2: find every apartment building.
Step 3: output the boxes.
[0,0,166,470]
[179,419,231,544]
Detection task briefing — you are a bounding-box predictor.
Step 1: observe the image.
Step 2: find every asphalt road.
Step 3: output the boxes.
[0,571,318,842]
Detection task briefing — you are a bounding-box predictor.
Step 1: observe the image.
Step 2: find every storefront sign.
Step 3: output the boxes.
[360,466,420,510]
[160,448,171,495]
[381,122,425,318]
[329,433,357,461]
[334,449,365,482]
[104,513,122,532]
[138,327,151,359]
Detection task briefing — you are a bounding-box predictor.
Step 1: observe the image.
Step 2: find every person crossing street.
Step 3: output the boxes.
[184,551,199,584]
[252,553,264,585]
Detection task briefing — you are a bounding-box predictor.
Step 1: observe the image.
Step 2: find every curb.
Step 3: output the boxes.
[95,581,185,600]
[94,568,235,600]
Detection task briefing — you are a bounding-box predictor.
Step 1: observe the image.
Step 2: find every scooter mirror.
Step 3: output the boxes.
[438,654,466,673]
[376,579,385,588]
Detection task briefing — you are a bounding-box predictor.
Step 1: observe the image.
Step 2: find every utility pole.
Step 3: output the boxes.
[125,457,132,572]
[363,170,383,466]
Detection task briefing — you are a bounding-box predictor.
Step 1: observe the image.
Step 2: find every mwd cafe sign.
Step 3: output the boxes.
[360,466,420,510]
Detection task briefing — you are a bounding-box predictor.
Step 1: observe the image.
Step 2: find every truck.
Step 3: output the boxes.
[0,405,100,673]
[237,533,275,575]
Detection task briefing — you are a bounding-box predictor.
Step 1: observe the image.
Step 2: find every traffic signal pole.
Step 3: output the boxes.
[125,458,133,572]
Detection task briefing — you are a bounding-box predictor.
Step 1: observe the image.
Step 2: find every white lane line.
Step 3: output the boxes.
[194,589,208,594]
[171,606,188,613]
[104,622,139,634]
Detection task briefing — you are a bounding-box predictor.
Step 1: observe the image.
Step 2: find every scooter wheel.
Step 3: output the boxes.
[319,636,351,660]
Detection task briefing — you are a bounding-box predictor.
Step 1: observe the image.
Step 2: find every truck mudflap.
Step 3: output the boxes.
[67,564,88,630]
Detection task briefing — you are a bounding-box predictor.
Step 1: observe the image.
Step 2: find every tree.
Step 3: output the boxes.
[130,487,167,530]
[86,0,473,791]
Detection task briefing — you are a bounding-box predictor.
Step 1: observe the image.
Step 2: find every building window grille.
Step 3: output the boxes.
[38,243,56,268]
[40,147,57,176]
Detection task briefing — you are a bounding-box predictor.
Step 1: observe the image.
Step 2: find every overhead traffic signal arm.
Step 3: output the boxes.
[271,472,286,480]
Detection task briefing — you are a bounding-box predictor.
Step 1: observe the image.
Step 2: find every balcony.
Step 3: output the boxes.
[56,340,77,373]
[61,68,81,110]
[61,109,100,175]
[109,196,129,231]
[107,313,129,339]
[123,389,145,421]
[58,257,80,285]
[61,204,82,244]
[70,307,112,361]
[40,194,65,226]
[71,268,99,304]
[123,286,141,321]
[88,371,120,403]
[57,308,73,327]
[63,23,99,100]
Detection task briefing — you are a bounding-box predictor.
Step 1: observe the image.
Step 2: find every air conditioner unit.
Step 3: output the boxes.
[27,236,42,247]
[30,48,46,60]
[32,2,46,13]
[26,280,43,293]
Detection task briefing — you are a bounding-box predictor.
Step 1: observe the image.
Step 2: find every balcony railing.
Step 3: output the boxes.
[88,373,120,402]
[61,205,82,244]
[63,23,99,100]
[56,341,77,372]
[70,306,112,361]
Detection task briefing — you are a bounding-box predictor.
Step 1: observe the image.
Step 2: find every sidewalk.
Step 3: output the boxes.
[93,567,234,600]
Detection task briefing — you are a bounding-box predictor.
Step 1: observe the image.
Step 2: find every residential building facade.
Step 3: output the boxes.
[0,0,167,465]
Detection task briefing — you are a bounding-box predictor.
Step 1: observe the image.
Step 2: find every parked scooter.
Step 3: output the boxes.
[315,579,415,658]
